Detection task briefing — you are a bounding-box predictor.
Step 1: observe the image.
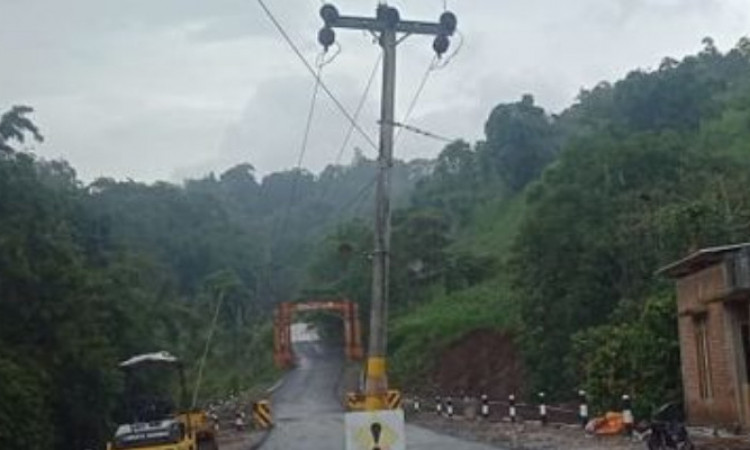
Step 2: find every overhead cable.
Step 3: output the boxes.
[395,56,437,147]
[256,0,378,152]
[333,53,382,166]
[317,54,381,205]
[295,56,324,172]
[385,120,454,143]
[334,174,378,218]
[276,55,325,244]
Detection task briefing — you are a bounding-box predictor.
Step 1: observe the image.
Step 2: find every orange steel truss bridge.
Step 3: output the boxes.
[273,299,364,368]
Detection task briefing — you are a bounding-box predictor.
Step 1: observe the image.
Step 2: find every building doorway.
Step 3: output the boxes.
[729,302,750,427]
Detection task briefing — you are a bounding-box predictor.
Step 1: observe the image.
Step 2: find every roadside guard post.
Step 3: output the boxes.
[481,394,489,419]
[578,390,589,428]
[538,392,547,425]
[252,400,273,430]
[509,394,517,422]
[622,395,634,436]
[345,410,406,450]
[435,396,442,415]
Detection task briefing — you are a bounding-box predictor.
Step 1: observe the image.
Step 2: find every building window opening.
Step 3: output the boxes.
[695,315,713,400]
[740,322,750,383]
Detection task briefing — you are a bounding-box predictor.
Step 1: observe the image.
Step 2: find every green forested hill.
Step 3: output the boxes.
[2,35,750,449]
[307,37,750,415]
[515,38,750,412]
[0,106,425,449]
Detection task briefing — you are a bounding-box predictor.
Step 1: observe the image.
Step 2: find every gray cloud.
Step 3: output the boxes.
[1,0,748,182]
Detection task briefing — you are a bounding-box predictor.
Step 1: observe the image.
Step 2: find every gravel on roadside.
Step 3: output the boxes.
[408,413,750,450]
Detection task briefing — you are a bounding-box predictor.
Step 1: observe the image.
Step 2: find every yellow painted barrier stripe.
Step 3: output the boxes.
[387,391,401,408]
[252,401,273,428]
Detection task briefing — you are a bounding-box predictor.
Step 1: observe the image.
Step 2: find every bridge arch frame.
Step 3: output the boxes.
[273,298,363,368]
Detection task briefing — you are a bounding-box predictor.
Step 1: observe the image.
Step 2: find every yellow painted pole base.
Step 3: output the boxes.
[364,357,388,411]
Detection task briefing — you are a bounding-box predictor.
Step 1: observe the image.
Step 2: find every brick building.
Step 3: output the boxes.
[661,244,750,428]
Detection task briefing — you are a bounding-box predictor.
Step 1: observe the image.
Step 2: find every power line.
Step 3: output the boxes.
[334,175,378,218]
[334,54,382,166]
[320,54,442,215]
[316,54,381,205]
[296,60,323,172]
[327,57,453,228]
[392,35,464,147]
[320,57,435,212]
[267,56,325,289]
[256,0,378,152]
[284,62,322,213]
[273,57,325,251]
[395,56,437,147]
[386,120,454,143]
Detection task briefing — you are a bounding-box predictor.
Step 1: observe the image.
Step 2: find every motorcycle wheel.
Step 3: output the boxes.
[647,433,665,450]
[677,439,695,450]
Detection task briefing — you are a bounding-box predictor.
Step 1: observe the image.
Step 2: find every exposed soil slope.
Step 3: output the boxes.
[433,329,524,398]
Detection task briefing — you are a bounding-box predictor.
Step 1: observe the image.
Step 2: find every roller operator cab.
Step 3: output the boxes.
[107,351,218,450]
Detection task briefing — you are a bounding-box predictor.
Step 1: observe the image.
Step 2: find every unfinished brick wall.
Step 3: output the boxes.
[677,264,742,427]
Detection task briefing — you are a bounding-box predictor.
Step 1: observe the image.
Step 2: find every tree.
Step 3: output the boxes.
[483,95,559,191]
[0,105,43,153]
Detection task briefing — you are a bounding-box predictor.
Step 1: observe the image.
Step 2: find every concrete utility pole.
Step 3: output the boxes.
[318,3,457,411]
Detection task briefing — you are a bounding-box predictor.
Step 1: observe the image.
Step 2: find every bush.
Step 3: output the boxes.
[569,292,682,418]
[0,354,54,450]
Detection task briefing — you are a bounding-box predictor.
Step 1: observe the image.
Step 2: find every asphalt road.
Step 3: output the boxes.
[260,341,503,450]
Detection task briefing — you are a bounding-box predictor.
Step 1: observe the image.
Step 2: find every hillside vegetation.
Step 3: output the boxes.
[307,37,750,416]
[2,33,750,449]
[0,107,425,450]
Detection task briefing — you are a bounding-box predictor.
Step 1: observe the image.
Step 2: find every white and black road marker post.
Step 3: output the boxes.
[481,394,490,419]
[622,394,634,437]
[578,390,589,428]
[446,396,454,418]
[435,396,442,415]
[509,394,517,423]
[538,392,547,426]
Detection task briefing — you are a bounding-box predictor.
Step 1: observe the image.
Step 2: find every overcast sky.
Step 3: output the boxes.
[1,0,749,182]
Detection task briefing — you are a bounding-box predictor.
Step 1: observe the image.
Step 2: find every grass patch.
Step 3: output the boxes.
[193,321,282,403]
[451,194,525,258]
[389,274,520,386]
[389,193,527,386]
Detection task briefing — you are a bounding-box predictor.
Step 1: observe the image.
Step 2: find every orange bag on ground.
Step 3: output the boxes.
[586,412,624,435]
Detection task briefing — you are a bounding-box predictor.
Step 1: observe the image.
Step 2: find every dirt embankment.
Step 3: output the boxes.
[429,329,524,398]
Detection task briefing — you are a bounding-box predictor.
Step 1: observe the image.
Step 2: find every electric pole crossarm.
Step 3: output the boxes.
[331,16,381,32]
[395,21,445,36]
[331,16,446,36]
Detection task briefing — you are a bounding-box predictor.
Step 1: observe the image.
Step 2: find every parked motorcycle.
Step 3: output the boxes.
[646,403,694,450]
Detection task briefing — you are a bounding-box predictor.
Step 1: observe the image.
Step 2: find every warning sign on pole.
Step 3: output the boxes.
[345,409,405,450]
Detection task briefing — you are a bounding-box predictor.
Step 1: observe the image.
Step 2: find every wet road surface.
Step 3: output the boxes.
[260,341,503,450]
